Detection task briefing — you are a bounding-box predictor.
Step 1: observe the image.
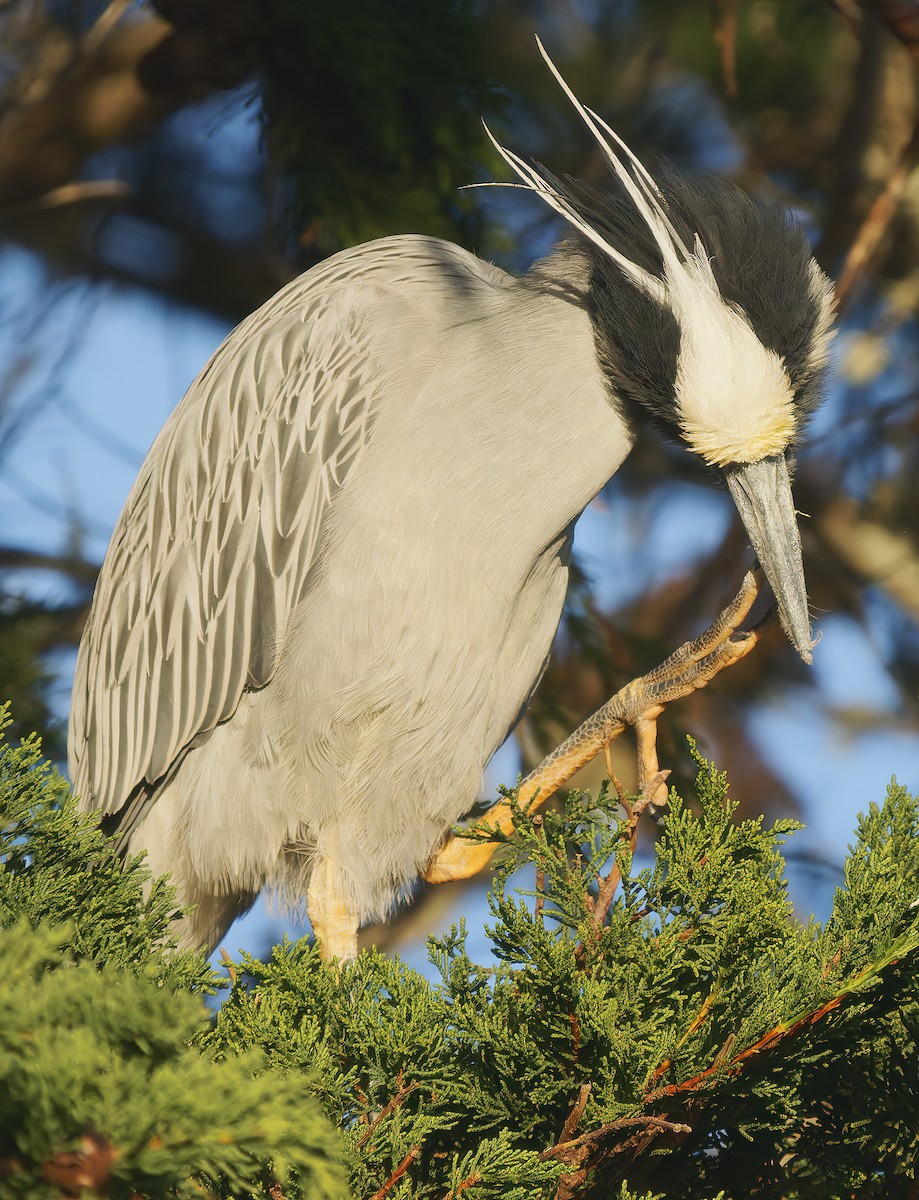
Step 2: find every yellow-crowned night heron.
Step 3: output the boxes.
[68,43,835,960]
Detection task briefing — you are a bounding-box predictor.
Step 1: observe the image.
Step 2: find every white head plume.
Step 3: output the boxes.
[484,37,798,467]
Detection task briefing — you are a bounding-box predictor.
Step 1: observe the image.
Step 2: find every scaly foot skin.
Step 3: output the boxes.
[423,569,768,885]
[308,857,359,963]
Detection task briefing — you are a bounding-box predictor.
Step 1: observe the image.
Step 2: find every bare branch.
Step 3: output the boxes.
[817,497,919,621]
[0,546,99,586]
[835,114,919,308]
[712,0,739,97]
[369,1146,420,1200]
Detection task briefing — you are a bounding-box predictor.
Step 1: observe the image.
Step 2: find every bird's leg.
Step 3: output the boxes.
[307,857,359,962]
[424,569,767,884]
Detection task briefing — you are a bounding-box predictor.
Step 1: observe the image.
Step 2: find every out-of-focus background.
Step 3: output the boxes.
[3,0,919,968]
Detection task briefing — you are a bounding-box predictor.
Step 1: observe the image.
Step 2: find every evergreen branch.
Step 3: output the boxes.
[534,815,547,920]
[5,706,919,1199]
[646,932,919,1103]
[589,771,667,929]
[647,986,720,1088]
[442,1171,483,1199]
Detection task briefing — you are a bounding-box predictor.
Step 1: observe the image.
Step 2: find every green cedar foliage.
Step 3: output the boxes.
[2,701,918,1199]
[209,750,919,1199]
[0,705,347,1200]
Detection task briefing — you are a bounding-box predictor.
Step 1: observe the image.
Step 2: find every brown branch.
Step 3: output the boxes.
[534,814,546,920]
[644,933,916,1105]
[1,1134,117,1197]
[558,1083,592,1145]
[0,13,174,209]
[568,1014,582,1071]
[357,1073,419,1149]
[589,770,669,930]
[552,1170,588,1200]
[860,0,919,64]
[604,744,627,806]
[645,996,845,1104]
[370,1146,420,1200]
[712,0,739,97]
[84,0,134,55]
[443,1172,483,1199]
[835,113,919,309]
[449,1105,690,1199]
[0,4,256,212]
[219,948,237,985]
[647,988,719,1087]
[539,1114,692,1165]
[547,1112,695,1199]
[0,180,131,225]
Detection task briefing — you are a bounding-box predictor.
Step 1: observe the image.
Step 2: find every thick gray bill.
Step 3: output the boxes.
[724,455,814,664]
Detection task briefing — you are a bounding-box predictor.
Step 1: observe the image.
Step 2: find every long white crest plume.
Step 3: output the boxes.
[479,122,665,301]
[482,37,715,308]
[533,38,688,276]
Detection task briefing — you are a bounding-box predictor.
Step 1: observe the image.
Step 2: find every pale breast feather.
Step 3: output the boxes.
[68,273,381,820]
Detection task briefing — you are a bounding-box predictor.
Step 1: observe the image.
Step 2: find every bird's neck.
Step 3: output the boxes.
[485,247,635,546]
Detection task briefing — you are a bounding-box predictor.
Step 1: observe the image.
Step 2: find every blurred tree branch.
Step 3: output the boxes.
[817,497,919,621]
[0,1,255,212]
[0,6,178,210]
[0,547,99,588]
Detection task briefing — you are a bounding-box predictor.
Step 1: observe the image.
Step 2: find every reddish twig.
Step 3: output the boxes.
[568,1013,582,1070]
[540,1114,692,1165]
[603,745,627,805]
[443,1170,483,1199]
[219,947,237,985]
[647,987,719,1086]
[533,814,546,920]
[645,996,844,1103]
[357,1072,419,1149]
[370,1145,421,1200]
[712,0,739,96]
[590,770,668,930]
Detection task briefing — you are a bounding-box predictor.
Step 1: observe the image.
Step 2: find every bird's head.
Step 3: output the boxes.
[488,40,836,663]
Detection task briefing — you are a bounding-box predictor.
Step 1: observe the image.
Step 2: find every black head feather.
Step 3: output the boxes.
[580,169,830,446]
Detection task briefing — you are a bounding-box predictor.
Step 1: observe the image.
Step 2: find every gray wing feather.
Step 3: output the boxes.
[69,279,378,817]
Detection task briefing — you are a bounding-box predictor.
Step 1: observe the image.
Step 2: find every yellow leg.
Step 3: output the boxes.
[424,569,767,885]
[307,858,359,962]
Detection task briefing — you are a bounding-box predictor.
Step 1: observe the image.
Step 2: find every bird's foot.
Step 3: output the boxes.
[307,858,359,963]
[423,569,767,885]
